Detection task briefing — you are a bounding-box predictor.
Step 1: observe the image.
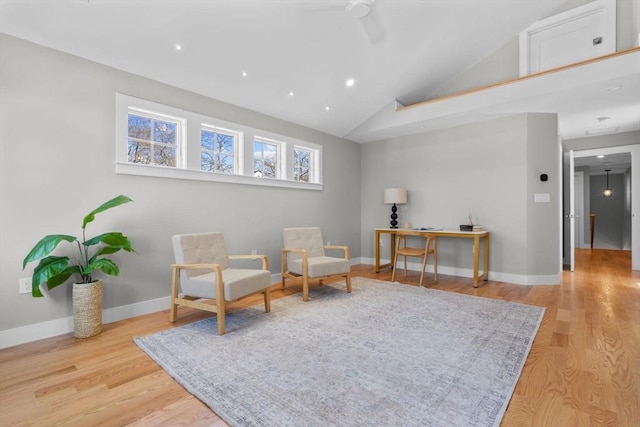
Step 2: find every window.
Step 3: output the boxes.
[293,147,312,182]
[116,94,322,190]
[253,139,280,179]
[201,126,238,174]
[127,110,182,167]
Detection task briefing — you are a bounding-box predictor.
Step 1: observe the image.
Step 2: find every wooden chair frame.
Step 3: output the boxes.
[281,245,352,302]
[391,230,438,286]
[170,255,271,335]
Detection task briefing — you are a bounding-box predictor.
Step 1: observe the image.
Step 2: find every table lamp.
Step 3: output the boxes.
[384,188,407,229]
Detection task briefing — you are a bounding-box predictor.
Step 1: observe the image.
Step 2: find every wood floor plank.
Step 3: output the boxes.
[0,249,637,426]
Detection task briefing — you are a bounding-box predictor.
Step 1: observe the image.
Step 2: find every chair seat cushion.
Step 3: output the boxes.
[181,269,270,301]
[288,256,350,278]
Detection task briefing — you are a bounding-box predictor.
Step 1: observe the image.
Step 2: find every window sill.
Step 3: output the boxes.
[114,162,323,191]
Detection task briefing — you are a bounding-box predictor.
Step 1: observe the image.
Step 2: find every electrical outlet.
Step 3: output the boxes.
[19,277,31,294]
[327,241,331,246]
[251,249,257,260]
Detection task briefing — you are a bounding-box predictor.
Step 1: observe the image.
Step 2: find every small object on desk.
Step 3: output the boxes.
[460,224,473,231]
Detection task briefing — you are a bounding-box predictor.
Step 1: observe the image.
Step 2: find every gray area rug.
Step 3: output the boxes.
[134,277,544,427]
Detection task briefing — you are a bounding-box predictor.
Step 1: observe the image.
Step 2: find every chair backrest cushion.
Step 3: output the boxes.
[283,227,325,263]
[172,232,229,279]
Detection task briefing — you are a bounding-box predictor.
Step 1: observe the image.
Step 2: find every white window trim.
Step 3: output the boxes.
[115,93,323,190]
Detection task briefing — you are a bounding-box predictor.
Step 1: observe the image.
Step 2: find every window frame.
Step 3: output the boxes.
[253,136,284,179]
[293,145,317,183]
[126,108,185,168]
[115,93,322,190]
[200,124,241,175]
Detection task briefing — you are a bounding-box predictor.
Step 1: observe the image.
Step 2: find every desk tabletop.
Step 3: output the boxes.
[375,228,489,236]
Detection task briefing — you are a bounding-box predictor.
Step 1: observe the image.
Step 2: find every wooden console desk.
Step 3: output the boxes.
[375,228,490,287]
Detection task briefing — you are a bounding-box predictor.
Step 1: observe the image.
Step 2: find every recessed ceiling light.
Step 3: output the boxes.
[241,71,248,77]
[289,91,294,97]
[597,155,605,158]
[325,106,330,111]
[175,44,182,51]
[345,78,355,87]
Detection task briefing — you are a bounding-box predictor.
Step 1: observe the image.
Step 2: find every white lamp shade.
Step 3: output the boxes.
[384,188,407,204]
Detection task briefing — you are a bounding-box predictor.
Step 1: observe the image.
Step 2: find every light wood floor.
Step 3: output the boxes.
[1,249,638,426]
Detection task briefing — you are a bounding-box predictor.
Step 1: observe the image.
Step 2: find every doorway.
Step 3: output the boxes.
[567,144,639,271]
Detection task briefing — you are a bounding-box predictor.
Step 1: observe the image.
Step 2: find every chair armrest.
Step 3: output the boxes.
[281,248,308,270]
[228,254,269,270]
[171,263,222,271]
[324,245,350,260]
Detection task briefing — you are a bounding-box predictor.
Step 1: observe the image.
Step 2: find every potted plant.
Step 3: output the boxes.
[22,194,136,338]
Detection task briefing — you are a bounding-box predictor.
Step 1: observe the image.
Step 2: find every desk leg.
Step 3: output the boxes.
[483,234,490,281]
[390,234,396,270]
[375,230,381,273]
[472,235,480,287]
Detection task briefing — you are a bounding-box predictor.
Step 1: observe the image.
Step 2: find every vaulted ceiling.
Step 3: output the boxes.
[1,0,639,144]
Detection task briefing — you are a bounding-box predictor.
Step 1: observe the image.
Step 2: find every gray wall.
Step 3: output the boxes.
[0,34,361,331]
[360,113,560,281]
[590,172,627,249]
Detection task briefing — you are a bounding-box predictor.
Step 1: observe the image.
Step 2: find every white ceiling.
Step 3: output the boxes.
[1,0,639,145]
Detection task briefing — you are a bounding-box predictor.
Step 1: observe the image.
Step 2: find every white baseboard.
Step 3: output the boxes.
[358,257,560,286]
[0,275,284,350]
[0,295,172,350]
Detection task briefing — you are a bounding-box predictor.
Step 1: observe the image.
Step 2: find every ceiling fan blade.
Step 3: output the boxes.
[360,14,383,44]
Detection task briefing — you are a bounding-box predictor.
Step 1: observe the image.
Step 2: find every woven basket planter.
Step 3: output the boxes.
[72,281,103,338]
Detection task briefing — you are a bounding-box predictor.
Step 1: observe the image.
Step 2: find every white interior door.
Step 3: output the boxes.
[519,0,616,76]
[574,171,585,249]
[569,151,575,271]
[562,151,576,270]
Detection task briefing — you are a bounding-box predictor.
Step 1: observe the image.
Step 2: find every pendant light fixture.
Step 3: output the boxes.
[602,169,613,198]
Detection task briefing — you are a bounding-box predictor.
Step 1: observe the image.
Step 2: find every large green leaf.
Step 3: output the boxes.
[90,258,120,276]
[84,232,134,250]
[31,256,70,297]
[43,265,83,291]
[82,195,133,230]
[23,235,76,269]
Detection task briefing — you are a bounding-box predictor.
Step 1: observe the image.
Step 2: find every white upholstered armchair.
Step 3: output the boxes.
[170,232,271,335]
[281,227,352,301]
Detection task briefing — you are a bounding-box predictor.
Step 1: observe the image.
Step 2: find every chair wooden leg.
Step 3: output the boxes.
[302,276,309,302]
[216,298,226,335]
[264,288,271,313]
[170,267,179,322]
[404,255,408,277]
[281,255,287,289]
[419,254,427,286]
[345,272,352,293]
[433,253,438,282]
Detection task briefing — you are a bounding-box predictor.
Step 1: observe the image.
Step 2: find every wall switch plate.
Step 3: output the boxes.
[19,277,31,294]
